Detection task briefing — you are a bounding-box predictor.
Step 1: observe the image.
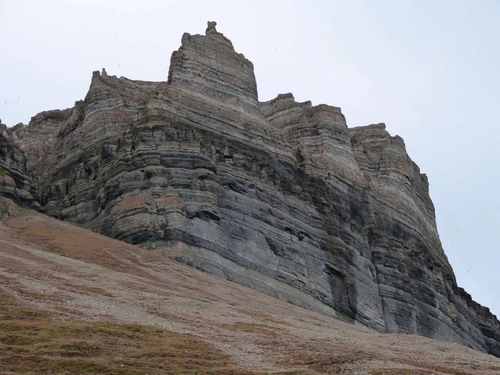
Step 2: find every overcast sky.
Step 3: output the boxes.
[1,0,499,317]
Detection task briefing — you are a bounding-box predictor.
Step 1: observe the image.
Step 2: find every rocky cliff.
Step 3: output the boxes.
[0,122,36,219]
[2,22,499,356]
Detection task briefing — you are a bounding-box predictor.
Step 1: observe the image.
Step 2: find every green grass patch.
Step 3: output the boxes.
[88,218,102,233]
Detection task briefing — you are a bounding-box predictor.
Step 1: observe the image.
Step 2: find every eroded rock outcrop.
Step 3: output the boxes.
[2,23,499,356]
[0,122,35,218]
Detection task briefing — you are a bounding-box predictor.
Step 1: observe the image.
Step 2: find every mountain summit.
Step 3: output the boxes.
[1,22,499,357]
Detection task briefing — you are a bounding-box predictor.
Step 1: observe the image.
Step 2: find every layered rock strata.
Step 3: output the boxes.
[0,123,35,218]
[2,23,499,356]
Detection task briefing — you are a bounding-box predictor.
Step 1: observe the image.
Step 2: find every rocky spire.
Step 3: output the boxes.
[205,20,218,35]
[168,21,259,104]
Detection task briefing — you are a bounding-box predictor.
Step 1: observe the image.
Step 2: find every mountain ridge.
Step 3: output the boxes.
[1,21,499,357]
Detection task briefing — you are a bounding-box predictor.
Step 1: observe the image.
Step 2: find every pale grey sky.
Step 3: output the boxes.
[1,0,499,317]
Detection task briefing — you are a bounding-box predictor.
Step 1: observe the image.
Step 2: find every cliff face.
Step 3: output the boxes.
[2,23,499,356]
[0,124,35,218]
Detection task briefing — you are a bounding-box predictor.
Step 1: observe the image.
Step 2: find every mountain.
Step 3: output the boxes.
[1,21,499,358]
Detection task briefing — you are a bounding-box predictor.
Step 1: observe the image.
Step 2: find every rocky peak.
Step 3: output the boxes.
[205,20,218,35]
[1,22,500,357]
[168,21,258,106]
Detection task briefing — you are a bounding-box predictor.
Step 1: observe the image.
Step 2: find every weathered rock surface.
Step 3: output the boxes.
[0,122,35,218]
[2,22,500,356]
[7,109,76,192]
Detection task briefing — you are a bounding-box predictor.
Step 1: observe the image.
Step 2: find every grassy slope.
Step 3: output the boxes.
[1,212,500,374]
[0,290,312,375]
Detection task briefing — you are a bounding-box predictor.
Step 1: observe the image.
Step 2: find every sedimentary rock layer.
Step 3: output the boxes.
[0,124,35,218]
[2,22,499,356]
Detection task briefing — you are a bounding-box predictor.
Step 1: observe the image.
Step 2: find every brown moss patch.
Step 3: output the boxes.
[2,215,154,278]
[218,321,279,339]
[370,369,434,375]
[0,289,313,374]
[0,291,246,374]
